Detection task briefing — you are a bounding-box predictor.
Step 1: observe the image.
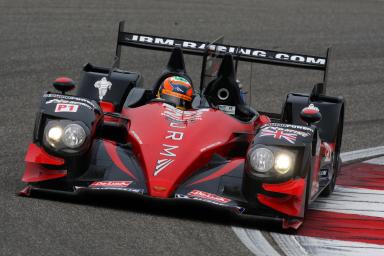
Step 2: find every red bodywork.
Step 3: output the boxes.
[22,102,331,223]
[121,102,257,198]
[259,178,306,217]
[23,144,66,183]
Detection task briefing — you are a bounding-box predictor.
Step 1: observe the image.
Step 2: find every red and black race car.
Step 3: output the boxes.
[20,21,344,229]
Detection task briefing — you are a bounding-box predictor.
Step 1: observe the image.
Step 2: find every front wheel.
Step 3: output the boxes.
[321,154,341,197]
[321,107,344,197]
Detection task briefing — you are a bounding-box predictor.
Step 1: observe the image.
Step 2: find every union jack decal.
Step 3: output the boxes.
[259,127,297,144]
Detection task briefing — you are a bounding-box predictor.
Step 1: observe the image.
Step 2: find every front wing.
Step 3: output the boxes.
[21,139,306,229]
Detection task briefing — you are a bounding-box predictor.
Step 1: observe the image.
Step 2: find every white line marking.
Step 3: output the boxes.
[365,156,384,165]
[340,146,384,164]
[269,233,309,256]
[295,236,384,256]
[232,227,281,256]
[310,185,384,218]
[232,146,384,256]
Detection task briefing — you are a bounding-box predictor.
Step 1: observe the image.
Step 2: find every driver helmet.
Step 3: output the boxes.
[157,76,193,110]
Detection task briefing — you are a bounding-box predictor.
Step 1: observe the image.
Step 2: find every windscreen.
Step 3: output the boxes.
[199,37,253,106]
[200,36,224,92]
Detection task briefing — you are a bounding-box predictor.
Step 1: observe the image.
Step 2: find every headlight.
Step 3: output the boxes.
[46,126,63,146]
[62,124,86,148]
[274,153,293,174]
[249,148,275,173]
[247,146,297,176]
[43,120,89,155]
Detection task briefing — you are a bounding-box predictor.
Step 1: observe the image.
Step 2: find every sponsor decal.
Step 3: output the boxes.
[44,94,97,110]
[121,33,326,66]
[55,103,79,113]
[187,190,231,204]
[89,181,132,188]
[175,194,244,213]
[46,98,90,110]
[154,159,174,176]
[88,187,144,194]
[94,77,112,100]
[218,105,236,115]
[161,103,208,123]
[320,168,328,177]
[259,127,297,144]
[262,123,314,133]
[160,144,178,157]
[154,105,209,176]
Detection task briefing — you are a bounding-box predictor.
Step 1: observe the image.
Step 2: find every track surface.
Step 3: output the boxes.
[1,0,384,255]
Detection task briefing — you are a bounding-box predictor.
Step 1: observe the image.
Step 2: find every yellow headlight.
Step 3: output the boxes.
[47,126,63,143]
[274,153,292,174]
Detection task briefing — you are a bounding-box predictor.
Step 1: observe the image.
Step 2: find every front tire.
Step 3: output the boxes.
[321,107,343,197]
[321,153,341,197]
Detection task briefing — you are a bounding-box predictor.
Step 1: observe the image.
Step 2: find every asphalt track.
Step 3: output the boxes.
[1,0,384,255]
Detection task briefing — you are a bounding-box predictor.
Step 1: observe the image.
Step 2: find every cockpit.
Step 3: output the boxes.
[124,46,258,122]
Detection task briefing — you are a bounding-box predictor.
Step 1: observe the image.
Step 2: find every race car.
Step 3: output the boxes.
[19,21,344,229]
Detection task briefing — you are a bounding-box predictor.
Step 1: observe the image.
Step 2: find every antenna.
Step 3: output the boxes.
[234,54,239,74]
[108,55,120,78]
[199,44,210,95]
[115,21,125,68]
[249,62,254,110]
[322,47,331,95]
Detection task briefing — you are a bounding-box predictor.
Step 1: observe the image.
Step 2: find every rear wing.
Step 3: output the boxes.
[115,21,331,94]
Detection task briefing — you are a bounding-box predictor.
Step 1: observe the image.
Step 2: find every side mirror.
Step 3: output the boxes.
[53,77,75,94]
[300,104,322,125]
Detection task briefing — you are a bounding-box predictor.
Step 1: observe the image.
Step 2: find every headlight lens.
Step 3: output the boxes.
[62,124,86,148]
[274,153,293,174]
[46,126,63,146]
[249,148,275,173]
